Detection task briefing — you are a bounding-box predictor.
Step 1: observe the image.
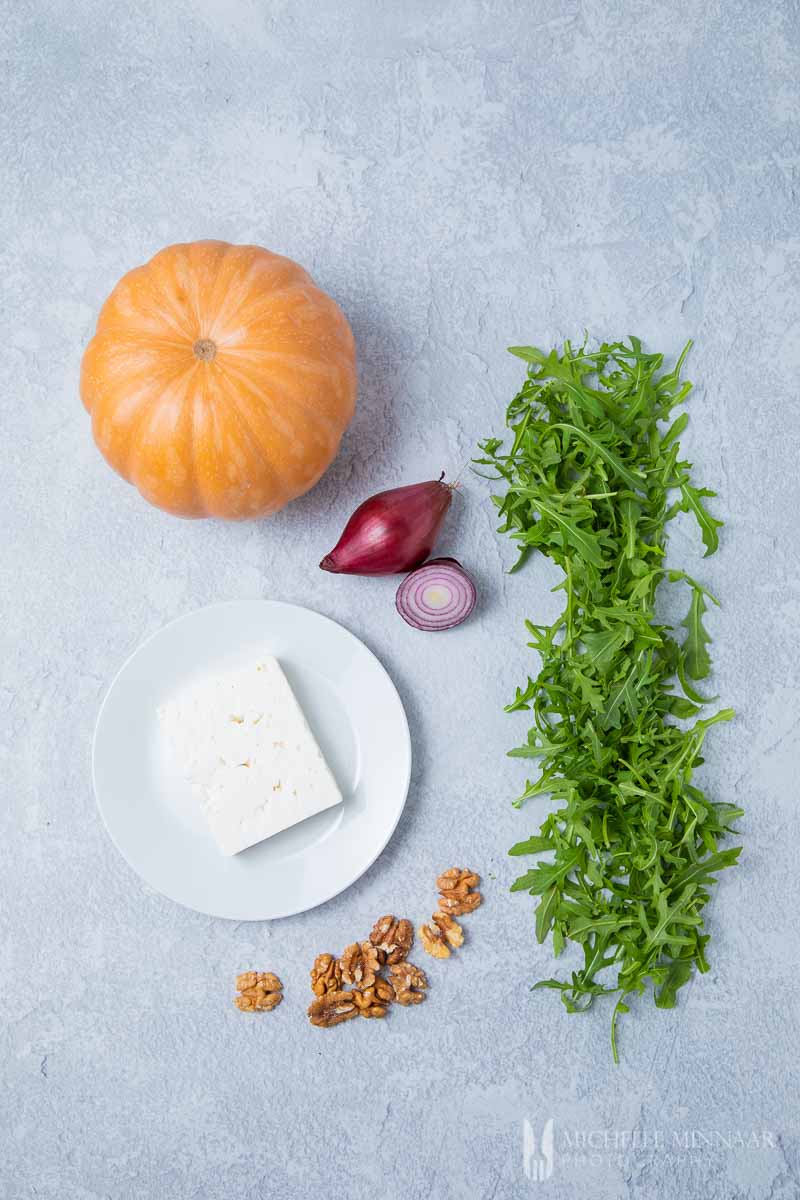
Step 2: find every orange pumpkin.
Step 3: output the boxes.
[81,240,357,519]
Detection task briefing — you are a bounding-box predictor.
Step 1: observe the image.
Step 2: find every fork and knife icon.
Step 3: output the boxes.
[523,1118,555,1182]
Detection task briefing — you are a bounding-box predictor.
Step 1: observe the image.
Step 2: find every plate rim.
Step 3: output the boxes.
[91,598,412,920]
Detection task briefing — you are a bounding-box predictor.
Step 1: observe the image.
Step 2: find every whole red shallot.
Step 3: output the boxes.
[320,474,455,575]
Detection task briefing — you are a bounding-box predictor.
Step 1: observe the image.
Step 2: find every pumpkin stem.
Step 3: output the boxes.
[193,338,217,362]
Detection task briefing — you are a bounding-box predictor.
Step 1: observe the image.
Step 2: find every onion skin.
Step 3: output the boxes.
[320,478,453,575]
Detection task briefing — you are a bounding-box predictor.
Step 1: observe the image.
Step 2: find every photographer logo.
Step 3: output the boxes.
[523,1117,555,1182]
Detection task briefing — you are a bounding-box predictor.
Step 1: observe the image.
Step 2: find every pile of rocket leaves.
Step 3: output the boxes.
[475,337,741,1061]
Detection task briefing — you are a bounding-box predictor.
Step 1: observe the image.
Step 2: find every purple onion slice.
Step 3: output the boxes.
[395,557,477,631]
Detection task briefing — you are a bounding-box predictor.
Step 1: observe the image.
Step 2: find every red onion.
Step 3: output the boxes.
[320,475,454,575]
[395,558,476,631]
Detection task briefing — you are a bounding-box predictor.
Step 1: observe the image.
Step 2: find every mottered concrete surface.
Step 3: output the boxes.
[4,2,799,1197]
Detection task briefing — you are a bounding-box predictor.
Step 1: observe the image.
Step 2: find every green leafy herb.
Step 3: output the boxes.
[476,337,740,1061]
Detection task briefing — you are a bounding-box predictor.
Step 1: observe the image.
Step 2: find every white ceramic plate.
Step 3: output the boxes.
[92,600,411,920]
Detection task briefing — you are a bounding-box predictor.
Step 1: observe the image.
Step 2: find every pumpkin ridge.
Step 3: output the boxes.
[221,282,354,347]
[195,241,251,340]
[217,363,337,499]
[221,343,353,371]
[208,284,313,341]
[220,357,342,437]
[95,329,191,351]
[87,335,193,400]
[182,243,211,340]
[96,390,157,481]
[183,370,209,514]
[204,246,297,341]
[124,360,199,487]
[98,298,194,344]
[211,373,295,498]
[99,261,196,343]
[88,355,187,474]
[190,364,255,516]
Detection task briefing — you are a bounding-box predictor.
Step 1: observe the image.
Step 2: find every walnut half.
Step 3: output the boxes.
[340,941,380,989]
[353,978,395,1019]
[437,867,482,916]
[310,953,342,997]
[437,868,480,893]
[307,990,360,1027]
[234,971,283,1012]
[388,962,428,1005]
[369,915,414,965]
[419,911,464,959]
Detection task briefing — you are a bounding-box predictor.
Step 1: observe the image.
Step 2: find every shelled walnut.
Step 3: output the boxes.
[369,914,413,965]
[419,911,464,959]
[388,962,428,1005]
[310,953,342,997]
[352,978,395,1019]
[340,941,380,988]
[437,867,480,894]
[307,990,360,1027]
[437,867,482,916]
[234,971,283,1012]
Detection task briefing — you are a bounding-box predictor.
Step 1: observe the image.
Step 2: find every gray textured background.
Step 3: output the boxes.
[3,2,799,1197]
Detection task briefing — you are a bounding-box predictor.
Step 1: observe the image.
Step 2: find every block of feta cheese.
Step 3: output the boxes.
[159,656,343,855]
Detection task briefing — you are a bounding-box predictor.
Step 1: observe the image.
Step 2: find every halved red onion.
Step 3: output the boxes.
[395,558,477,631]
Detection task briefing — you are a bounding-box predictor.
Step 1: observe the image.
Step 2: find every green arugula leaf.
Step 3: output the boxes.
[667,846,742,893]
[530,497,605,567]
[550,423,646,490]
[504,677,537,712]
[535,887,560,943]
[581,628,630,675]
[677,655,717,705]
[512,848,584,893]
[678,483,724,557]
[681,586,714,680]
[654,958,694,1008]
[661,411,689,449]
[509,835,556,856]
[568,913,638,938]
